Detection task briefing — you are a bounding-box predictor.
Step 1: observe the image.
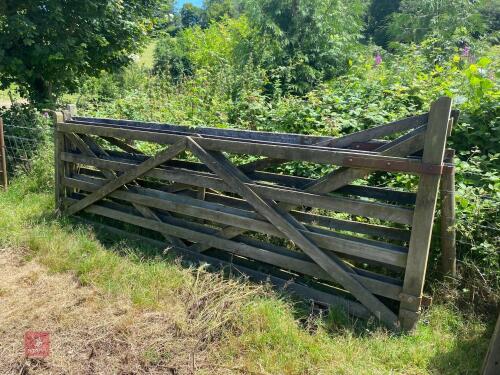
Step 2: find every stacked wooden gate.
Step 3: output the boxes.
[55,97,456,330]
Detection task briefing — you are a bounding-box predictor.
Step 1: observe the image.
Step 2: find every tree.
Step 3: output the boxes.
[180,3,206,29]
[0,0,164,106]
[204,0,241,23]
[364,0,401,47]
[243,0,367,94]
[387,0,487,43]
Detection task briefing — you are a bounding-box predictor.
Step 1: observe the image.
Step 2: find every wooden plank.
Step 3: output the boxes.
[63,175,408,267]
[321,114,428,148]
[187,128,423,255]
[399,97,452,331]
[302,127,426,194]
[246,170,416,205]
[100,150,417,205]
[60,152,414,224]
[57,121,435,174]
[482,313,500,375]
[192,191,411,241]
[187,138,400,329]
[102,136,142,154]
[71,112,427,147]
[65,139,187,216]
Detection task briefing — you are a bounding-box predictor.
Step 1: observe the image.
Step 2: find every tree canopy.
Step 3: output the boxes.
[0,0,165,105]
[243,0,367,94]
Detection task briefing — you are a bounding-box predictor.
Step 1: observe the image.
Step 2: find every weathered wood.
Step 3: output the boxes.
[0,118,8,190]
[102,136,142,154]
[65,139,187,216]
[65,133,186,248]
[399,97,452,330]
[63,175,408,267]
[54,131,66,211]
[58,121,437,175]
[72,112,427,147]
[98,150,417,205]
[67,195,402,301]
[321,114,428,148]
[440,163,456,276]
[194,191,411,241]
[302,127,426,194]
[187,138,400,329]
[187,127,423,255]
[60,152,414,224]
[482,313,500,375]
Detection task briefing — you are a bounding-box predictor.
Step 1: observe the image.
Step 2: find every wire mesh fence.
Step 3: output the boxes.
[0,113,52,176]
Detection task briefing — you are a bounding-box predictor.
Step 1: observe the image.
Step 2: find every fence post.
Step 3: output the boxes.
[52,111,65,213]
[0,118,7,190]
[67,104,77,116]
[440,159,456,277]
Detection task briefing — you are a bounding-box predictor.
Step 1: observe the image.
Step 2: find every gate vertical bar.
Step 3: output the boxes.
[399,97,452,330]
[440,162,456,276]
[0,118,7,190]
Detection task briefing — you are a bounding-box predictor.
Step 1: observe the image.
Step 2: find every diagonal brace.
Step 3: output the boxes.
[65,133,187,248]
[65,139,187,216]
[187,137,400,329]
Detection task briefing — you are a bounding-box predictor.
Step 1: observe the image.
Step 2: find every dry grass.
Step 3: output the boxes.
[0,248,263,374]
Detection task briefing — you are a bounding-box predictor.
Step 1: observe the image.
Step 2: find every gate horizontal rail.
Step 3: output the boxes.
[54,97,457,331]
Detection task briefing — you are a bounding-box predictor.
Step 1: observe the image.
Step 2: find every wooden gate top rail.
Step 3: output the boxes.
[71,113,429,146]
[64,119,396,155]
[56,122,442,175]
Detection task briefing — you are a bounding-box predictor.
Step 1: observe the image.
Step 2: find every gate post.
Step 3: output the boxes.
[399,97,452,331]
[0,118,7,190]
[52,111,65,213]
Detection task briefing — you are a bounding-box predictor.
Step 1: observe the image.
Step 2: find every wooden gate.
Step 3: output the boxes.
[55,97,457,330]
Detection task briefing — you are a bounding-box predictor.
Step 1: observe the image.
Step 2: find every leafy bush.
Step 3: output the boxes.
[153,35,193,81]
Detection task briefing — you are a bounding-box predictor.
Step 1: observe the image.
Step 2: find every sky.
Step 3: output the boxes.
[175,0,204,10]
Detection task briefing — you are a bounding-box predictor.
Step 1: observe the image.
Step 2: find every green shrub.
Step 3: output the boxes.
[153,35,193,81]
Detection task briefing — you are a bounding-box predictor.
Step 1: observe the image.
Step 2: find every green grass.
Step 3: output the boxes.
[0,165,492,374]
[137,40,156,69]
